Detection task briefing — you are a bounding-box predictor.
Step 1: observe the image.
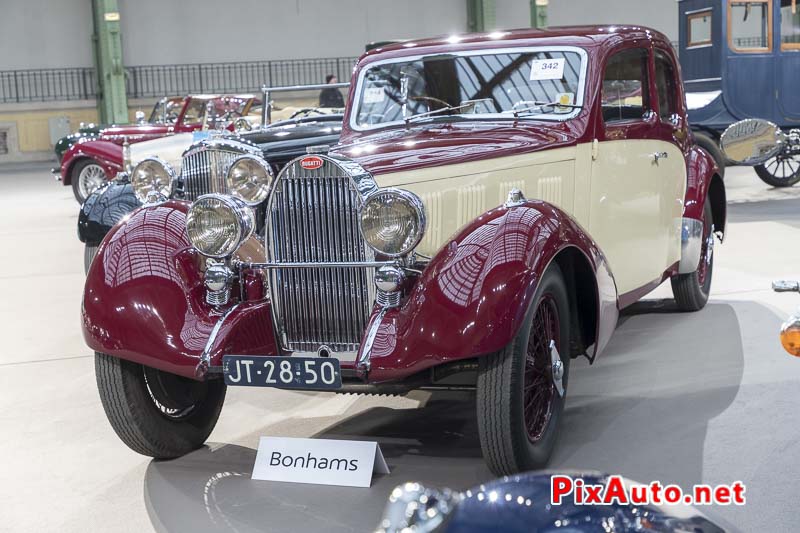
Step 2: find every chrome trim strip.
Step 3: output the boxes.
[349,46,590,132]
[357,308,387,375]
[679,217,704,274]
[195,303,242,378]
[240,260,396,269]
[684,77,722,84]
[685,7,713,15]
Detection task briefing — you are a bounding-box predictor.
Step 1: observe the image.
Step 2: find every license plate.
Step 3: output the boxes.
[222,355,342,390]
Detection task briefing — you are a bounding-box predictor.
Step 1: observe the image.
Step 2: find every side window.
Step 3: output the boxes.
[780,0,800,50]
[729,0,773,52]
[602,48,651,124]
[687,9,713,47]
[654,51,678,120]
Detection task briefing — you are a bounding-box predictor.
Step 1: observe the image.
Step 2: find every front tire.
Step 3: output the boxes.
[476,264,571,476]
[671,200,714,311]
[95,353,226,458]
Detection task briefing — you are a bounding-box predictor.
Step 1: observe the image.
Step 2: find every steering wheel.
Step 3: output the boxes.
[290,108,327,120]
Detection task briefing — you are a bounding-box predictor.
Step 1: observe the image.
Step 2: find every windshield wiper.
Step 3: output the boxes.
[504,100,583,118]
[403,99,494,125]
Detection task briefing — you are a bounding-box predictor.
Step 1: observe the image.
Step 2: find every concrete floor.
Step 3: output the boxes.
[2,164,800,532]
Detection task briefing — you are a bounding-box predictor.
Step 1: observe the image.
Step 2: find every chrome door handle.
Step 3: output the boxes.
[652,152,668,164]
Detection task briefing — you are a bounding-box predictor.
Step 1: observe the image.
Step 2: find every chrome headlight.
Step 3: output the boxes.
[225,154,274,205]
[186,194,255,258]
[130,156,176,203]
[359,188,426,257]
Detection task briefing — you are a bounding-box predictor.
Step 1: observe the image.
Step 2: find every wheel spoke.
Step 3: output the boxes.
[522,295,560,443]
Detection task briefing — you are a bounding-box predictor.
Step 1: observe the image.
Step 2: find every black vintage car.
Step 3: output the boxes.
[78,113,342,272]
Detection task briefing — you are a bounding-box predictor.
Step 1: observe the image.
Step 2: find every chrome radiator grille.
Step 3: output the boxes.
[180,149,241,201]
[265,159,375,356]
[178,138,261,201]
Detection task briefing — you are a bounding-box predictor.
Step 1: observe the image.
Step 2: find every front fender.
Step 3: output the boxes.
[82,201,276,380]
[61,138,122,184]
[78,180,141,245]
[362,201,618,383]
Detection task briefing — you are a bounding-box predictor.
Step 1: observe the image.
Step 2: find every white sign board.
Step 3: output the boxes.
[530,58,565,81]
[252,436,390,488]
[363,87,386,104]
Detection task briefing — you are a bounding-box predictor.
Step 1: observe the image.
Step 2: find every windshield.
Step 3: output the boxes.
[352,47,587,129]
[182,96,251,126]
[149,97,184,125]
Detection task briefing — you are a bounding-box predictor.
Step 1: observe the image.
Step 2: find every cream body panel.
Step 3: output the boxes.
[373,147,578,256]
[589,139,686,295]
[129,132,195,174]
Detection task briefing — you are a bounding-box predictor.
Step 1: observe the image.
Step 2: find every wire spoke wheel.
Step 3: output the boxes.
[78,163,106,198]
[524,294,558,443]
[756,151,800,187]
[476,264,570,475]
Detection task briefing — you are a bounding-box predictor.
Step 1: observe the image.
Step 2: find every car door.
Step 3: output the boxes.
[652,47,690,273]
[589,46,677,297]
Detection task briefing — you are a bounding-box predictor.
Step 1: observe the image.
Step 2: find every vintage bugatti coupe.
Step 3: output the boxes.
[82,26,727,475]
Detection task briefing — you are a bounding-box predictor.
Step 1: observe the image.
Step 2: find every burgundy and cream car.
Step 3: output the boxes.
[83,26,726,475]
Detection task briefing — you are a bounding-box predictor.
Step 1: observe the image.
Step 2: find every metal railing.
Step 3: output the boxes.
[0,57,357,104]
[0,67,95,103]
[126,57,357,99]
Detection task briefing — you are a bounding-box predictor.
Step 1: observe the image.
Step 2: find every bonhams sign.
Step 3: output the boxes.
[252,436,390,487]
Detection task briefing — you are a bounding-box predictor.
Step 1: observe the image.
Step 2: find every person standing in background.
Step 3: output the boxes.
[319,74,345,107]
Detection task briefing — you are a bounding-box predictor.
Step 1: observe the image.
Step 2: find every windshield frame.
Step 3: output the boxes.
[349,45,590,132]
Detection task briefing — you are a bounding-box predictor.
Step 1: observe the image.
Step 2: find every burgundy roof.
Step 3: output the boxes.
[362,25,670,62]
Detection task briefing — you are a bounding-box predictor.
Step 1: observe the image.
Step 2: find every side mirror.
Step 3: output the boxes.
[134,110,146,124]
[720,118,784,165]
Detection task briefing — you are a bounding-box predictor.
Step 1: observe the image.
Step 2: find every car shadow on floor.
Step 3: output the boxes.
[142,302,745,533]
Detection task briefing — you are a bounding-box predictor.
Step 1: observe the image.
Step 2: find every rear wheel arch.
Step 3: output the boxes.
[552,246,598,359]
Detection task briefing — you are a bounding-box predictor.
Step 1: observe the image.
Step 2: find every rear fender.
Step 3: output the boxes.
[61,139,122,184]
[82,201,276,380]
[361,201,618,383]
[680,145,726,273]
[684,145,725,233]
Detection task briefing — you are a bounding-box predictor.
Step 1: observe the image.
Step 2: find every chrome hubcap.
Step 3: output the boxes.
[550,340,565,398]
[78,164,105,198]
